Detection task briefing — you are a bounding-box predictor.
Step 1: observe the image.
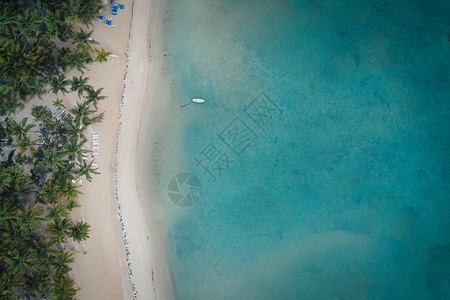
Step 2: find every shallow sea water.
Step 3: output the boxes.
[151,0,449,298]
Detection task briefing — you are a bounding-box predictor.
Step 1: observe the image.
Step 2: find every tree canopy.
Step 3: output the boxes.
[1,0,108,298]
[0,0,103,115]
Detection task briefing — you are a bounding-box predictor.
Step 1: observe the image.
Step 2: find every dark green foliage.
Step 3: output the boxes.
[68,220,90,242]
[69,75,90,98]
[76,159,99,182]
[94,47,112,62]
[0,99,102,298]
[49,75,70,95]
[1,99,102,298]
[86,86,106,109]
[0,0,103,115]
[72,28,99,54]
[1,1,108,298]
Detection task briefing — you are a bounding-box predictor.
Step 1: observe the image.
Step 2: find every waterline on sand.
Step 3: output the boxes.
[113,0,139,298]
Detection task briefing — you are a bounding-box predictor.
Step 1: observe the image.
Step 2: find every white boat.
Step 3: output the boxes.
[180,98,206,107]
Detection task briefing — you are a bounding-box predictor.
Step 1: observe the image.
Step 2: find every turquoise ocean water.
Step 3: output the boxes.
[150,0,449,298]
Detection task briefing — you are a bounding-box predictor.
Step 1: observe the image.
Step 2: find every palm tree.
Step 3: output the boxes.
[39,146,66,173]
[62,135,88,162]
[2,37,50,95]
[0,271,23,298]
[26,49,50,79]
[70,101,95,126]
[1,223,27,250]
[76,159,99,182]
[15,204,45,232]
[30,163,51,188]
[31,105,54,124]
[0,165,30,193]
[65,0,102,25]
[58,48,86,73]
[26,76,47,100]
[3,248,33,274]
[0,6,16,34]
[68,75,90,98]
[39,180,61,204]
[60,25,74,43]
[14,153,34,166]
[24,270,52,298]
[16,135,40,154]
[52,98,64,109]
[32,237,58,265]
[0,201,16,225]
[94,48,112,62]
[6,117,35,139]
[52,161,77,184]
[47,218,71,242]
[61,49,92,74]
[52,275,78,299]
[46,203,70,221]
[73,49,92,73]
[85,86,106,109]
[49,74,70,95]
[89,111,105,125]
[66,199,80,211]
[56,46,71,70]
[68,220,90,242]
[64,117,87,139]
[52,251,75,276]
[39,9,59,40]
[0,84,21,115]
[71,28,99,53]
[59,181,82,201]
[16,9,41,38]
[39,8,68,41]
[0,39,28,81]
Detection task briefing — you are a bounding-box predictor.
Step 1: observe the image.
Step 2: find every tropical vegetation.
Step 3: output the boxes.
[0,0,108,298]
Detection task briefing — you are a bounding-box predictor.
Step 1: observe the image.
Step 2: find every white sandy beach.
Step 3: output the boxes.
[65,0,173,299]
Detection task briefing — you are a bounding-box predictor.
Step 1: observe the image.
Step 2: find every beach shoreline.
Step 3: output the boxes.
[115,0,175,298]
[135,0,179,297]
[68,0,173,299]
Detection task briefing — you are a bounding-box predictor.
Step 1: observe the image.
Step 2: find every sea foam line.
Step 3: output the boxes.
[114,0,138,298]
